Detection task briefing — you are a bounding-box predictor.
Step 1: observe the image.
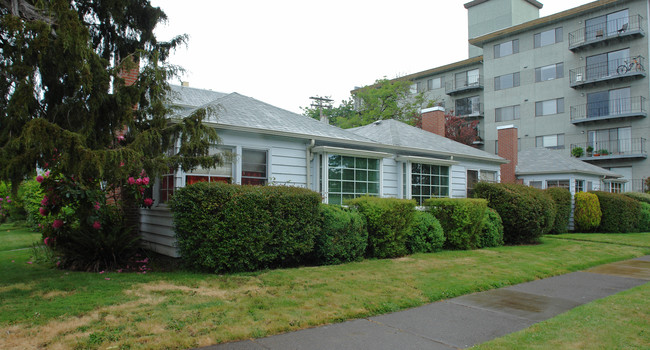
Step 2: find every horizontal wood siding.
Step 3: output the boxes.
[139,207,179,257]
[451,165,467,198]
[383,158,398,198]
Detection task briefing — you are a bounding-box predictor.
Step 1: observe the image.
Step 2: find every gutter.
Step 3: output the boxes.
[306,139,315,190]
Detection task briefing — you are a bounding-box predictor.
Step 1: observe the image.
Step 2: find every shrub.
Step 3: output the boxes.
[623,192,650,204]
[18,178,46,229]
[574,192,601,232]
[425,198,487,250]
[406,211,445,254]
[592,191,640,233]
[347,196,415,259]
[478,208,504,248]
[545,187,572,234]
[472,183,555,244]
[171,182,322,273]
[638,202,650,233]
[0,182,26,223]
[313,204,368,265]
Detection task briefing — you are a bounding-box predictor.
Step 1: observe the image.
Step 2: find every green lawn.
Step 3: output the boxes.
[548,232,650,248]
[0,224,648,349]
[0,222,42,252]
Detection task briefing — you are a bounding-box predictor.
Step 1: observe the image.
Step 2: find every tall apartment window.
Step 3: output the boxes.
[327,155,380,205]
[186,147,233,185]
[241,149,267,185]
[495,105,520,122]
[427,77,441,90]
[494,39,519,58]
[587,87,631,118]
[455,96,481,116]
[588,127,632,154]
[546,179,570,189]
[494,72,520,90]
[535,62,564,82]
[534,27,563,48]
[586,48,629,80]
[585,9,629,41]
[535,98,564,116]
[455,69,480,88]
[411,163,449,205]
[536,134,565,149]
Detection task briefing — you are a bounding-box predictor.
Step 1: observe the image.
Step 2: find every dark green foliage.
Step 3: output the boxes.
[545,187,572,234]
[472,183,555,244]
[592,191,640,233]
[346,196,416,259]
[406,211,445,254]
[170,182,322,273]
[623,192,650,205]
[425,198,487,250]
[313,204,368,265]
[478,208,504,248]
[638,203,650,233]
[574,192,601,232]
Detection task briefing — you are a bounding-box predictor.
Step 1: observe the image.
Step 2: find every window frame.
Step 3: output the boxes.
[534,27,563,48]
[494,72,520,90]
[535,62,564,82]
[493,39,519,58]
[325,154,381,205]
[535,98,565,116]
[495,104,520,122]
[409,162,450,205]
[535,134,565,149]
[241,148,268,185]
[427,77,442,90]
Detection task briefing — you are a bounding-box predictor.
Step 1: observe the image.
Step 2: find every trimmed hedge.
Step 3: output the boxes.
[406,211,445,254]
[592,191,640,233]
[574,192,601,232]
[623,192,650,204]
[478,208,504,248]
[170,182,322,273]
[347,196,416,259]
[425,198,487,250]
[545,187,571,234]
[472,183,555,244]
[313,204,368,265]
[639,202,650,233]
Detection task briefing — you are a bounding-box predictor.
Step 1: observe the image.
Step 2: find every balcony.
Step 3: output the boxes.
[455,102,483,118]
[569,14,646,51]
[569,55,646,88]
[570,138,647,161]
[570,96,647,124]
[446,76,483,95]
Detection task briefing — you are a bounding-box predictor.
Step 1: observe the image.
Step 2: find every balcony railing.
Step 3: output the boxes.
[569,14,646,50]
[629,178,649,193]
[446,76,483,95]
[570,138,647,160]
[455,102,483,117]
[569,55,646,87]
[570,96,647,123]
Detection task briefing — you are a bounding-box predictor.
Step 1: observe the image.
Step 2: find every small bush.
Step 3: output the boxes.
[171,182,322,273]
[478,208,504,248]
[0,181,26,223]
[545,187,572,234]
[592,191,640,233]
[638,202,650,233]
[472,183,555,244]
[623,192,650,205]
[313,204,368,265]
[347,196,415,259]
[574,192,601,232]
[18,178,46,229]
[425,198,487,250]
[406,211,445,254]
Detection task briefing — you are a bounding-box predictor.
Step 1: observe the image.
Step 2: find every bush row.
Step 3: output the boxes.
[592,191,640,233]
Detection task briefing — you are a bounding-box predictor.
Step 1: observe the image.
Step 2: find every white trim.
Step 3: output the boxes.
[421,106,445,113]
[312,146,393,159]
[496,124,517,130]
[395,155,459,166]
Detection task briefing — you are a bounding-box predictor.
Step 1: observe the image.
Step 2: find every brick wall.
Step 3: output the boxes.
[421,106,446,137]
[497,125,518,184]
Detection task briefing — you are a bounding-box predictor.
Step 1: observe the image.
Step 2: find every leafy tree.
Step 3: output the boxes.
[445,112,480,146]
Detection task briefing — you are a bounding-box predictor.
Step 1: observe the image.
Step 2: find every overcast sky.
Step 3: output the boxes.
[151,0,594,114]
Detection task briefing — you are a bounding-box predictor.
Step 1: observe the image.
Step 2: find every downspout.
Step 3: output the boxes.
[306,139,315,190]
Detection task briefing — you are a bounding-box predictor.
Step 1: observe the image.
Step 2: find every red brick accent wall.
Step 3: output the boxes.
[421,109,445,136]
[498,126,518,183]
[118,58,139,87]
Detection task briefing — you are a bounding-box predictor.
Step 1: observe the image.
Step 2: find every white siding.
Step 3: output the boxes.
[451,165,467,198]
[382,157,398,198]
[139,207,178,257]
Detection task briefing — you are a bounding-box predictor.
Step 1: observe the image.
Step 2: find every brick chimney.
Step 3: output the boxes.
[421,106,446,137]
[497,125,518,183]
[118,57,139,87]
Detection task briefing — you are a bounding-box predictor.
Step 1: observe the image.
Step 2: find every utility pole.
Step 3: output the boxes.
[309,96,333,123]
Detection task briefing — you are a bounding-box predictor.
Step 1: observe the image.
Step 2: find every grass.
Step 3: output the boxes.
[0,221,41,252]
[548,232,650,248]
[0,224,648,349]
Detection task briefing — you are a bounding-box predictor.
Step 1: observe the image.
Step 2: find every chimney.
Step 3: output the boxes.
[421,106,446,137]
[182,81,190,87]
[497,125,518,183]
[118,57,139,87]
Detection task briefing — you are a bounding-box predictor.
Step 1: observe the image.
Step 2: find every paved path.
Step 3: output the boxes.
[200,256,650,350]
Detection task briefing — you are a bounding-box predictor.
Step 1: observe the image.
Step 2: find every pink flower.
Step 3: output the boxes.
[117,135,125,141]
[36,175,44,183]
[105,278,111,280]
[143,198,153,207]
[39,207,48,216]
[44,237,50,246]
[27,261,32,264]
[56,261,61,267]
[6,199,10,203]
[142,177,150,185]
[52,219,64,229]
[120,162,125,167]
[41,196,48,206]
[140,169,146,177]
[45,171,50,177]
[94,202,101,210]
[127,177,136,185]
[92,221,101,230]
[99,270,105,274]
[0,198,3,202]
[136,178,143,185]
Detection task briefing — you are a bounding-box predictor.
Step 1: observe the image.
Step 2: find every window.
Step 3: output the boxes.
[534,27,563,48]
[588,127,631,154]
[480,171,497,183]
[327,155,380,205]
[494,39,519,58]
[186,147,233,185]
[466,170,494,197]
[427,77,441,90]
[546,179,570,189]
[241,149,267,185]
[455,69,480,88]
[585,9,629,41]
[587,181,593,191]
[417,81,425,93]
[587,87,631,118]
[455,96,481,116]
[606,182,623,193]
[586,48,629,80]
[535,62,564,82]
[495,105,520,122]
[535,98,564,116]
[575,180,585,193]
[411,163,449,205]
[159,173,175,203]
[494,72,520,90]
[536,134,565,149]
[410,84,417,94]
[529,181,543,189]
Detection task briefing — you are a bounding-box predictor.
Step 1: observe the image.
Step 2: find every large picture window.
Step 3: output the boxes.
[411,163,449,205]
[242,149,267,185]
[327,155,380,205]
[186,147,233,185]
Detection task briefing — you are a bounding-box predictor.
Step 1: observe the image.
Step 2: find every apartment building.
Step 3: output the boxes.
[382,0,649,192]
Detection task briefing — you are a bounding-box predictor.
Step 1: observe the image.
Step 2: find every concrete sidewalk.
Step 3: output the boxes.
[201,256,650,350]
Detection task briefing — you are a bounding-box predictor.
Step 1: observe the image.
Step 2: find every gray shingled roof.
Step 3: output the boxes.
[349,119,505,162]
[169,85,227,109]
[516,148,622,178]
